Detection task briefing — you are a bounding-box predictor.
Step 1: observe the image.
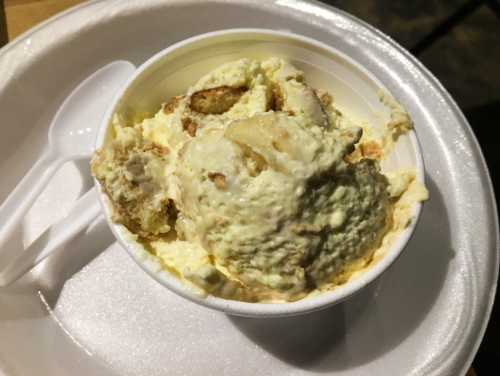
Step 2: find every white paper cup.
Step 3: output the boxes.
[95,29,425,317]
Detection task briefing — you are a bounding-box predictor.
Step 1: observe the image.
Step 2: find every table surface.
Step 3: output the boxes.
[2,1,498,375]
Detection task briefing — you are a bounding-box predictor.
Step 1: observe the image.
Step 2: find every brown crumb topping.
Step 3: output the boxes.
[182,117,198,137]
[343,148,362,164]
[314,89,333,107]
[208,172,227,189]
[190,86,247,114]
[269,85,284,111]
[360,141,382,160]
[143,142,169,156]
[163,95,184,114]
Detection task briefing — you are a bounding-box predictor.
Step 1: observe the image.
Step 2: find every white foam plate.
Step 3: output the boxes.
[0,1,498,375]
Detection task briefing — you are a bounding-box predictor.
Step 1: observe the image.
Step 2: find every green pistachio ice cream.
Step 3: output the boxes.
[92,58,427,302]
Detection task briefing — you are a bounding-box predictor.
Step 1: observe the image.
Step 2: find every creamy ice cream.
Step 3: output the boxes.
[92,58,427,302]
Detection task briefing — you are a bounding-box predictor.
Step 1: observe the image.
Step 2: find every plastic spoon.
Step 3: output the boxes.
[0,61,135,253]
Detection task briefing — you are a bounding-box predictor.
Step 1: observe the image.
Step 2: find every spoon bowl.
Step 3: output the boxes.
[49,61,136,158]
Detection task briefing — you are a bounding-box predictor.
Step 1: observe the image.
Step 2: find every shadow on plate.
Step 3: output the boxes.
[34,215,114,308]
[229,174,453,371]
[0,215,114,320]
[0,158,93,275]
[74,158,94,196]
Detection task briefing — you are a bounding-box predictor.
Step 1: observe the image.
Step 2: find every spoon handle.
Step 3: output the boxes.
[0,187,101,286]
[0,150,67,255]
